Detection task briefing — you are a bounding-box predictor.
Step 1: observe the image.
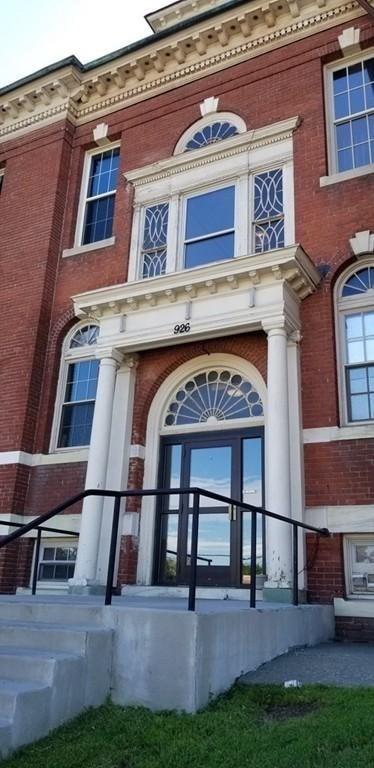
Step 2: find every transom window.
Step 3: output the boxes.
[79,146,120,246]
[337,265,374,424]
[54,324,99,450]
[164,370,264,427]
[184,186,235,269]
[185,121,239,151]
[331,55,374,173]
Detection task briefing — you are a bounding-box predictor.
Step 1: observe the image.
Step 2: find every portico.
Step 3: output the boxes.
[69,245,320,598]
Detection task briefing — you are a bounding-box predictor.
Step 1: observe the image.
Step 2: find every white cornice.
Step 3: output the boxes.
[125,116,300,185]
[0,0,365,144]
[72,245,321,320]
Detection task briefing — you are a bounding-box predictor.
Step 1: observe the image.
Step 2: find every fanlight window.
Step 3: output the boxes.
[342,267,374,297]
[185,122,239,151]
[70,324,99,348]
[164,370,264,427]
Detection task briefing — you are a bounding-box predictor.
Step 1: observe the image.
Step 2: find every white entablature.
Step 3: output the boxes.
[72,245,320,353]
[0,0,365,143]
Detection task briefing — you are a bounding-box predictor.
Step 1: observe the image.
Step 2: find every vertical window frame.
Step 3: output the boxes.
[0,168,4,195]
[50,323,100,453]
[74,142,121,249]
[325,49,374,177]
[336,261,374,427]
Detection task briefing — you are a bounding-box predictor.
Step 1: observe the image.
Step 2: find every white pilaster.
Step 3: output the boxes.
[96,355,138,584]
[71,348,123,587]
[263,320,292,587]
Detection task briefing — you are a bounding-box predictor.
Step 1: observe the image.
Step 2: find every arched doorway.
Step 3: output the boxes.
[138,355,267,589]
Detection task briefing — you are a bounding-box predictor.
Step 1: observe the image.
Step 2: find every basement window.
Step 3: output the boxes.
[345,535,374,597]
[38,541,78,582]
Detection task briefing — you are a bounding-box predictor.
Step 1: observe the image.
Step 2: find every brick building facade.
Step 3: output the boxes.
[0,0,373,637]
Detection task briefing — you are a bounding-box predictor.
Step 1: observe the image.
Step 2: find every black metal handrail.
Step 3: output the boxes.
[0,488,329,610]
[0,520,78,597]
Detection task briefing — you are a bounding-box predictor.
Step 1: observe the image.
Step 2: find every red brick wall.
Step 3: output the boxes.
[24,463,86,516]
[117,535,138,586]
[0,538,34,594]
[305,440,374,507]
[335,617,374,642]
[306,533,345,604]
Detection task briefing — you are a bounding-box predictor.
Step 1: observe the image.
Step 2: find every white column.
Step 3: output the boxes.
[96,355,138,584]
[71,348,123,587]
[263,321,292,588]
[287,331,306,590]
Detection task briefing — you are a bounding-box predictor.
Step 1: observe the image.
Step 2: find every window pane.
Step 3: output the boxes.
[185,232,234,269]
[337,147,353,172]
[185,186,235,240]
[353,142,370,167]
[366,339,374,361]
[347,340,365,364]
[83,195,115,245]
[346,314,363,339]
[364,312,374,337]
[364,59,374,84]
[42,547,55,561]
[255,219,284,252]
[349,87,365,115]
[58,402,95,448]
[336,122,351,149]
[351,117,368,145]
[56,548,68,561]
[39,564,55,580]
[254,169,283,220]
[187,513,230,566]
[348,62,363,88]
[65,360,99,403]
[334,91,349,119]
[350,394,370,421]
[87,148,119,197]
[333,68,347,94]
[366,84,374,110]
[159,514,178,582]
[349,367,367,394]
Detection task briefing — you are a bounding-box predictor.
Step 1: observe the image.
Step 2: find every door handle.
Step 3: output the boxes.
[228,505,237,522]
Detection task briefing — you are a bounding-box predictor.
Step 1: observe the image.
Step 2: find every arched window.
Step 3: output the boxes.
[164,369,264,427]
[173,112,246,155]
[53,324,99,449]
[337,263,374,423]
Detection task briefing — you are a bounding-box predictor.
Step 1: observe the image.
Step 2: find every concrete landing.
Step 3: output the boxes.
[241,641,374,687]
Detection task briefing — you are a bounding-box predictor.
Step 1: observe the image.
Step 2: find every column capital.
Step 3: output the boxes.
[122,353,139,371]
[262,316,300,337]
[288,330,303,346]
[95,347,124,365]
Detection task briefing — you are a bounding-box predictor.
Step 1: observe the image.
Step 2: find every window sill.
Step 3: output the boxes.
[320,164,374,187]
[62,237,115,258]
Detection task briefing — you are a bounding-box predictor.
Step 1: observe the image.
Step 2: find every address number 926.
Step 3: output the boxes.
[174,323,191,335]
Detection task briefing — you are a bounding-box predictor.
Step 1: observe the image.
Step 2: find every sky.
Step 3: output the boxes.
[0,0,161,89]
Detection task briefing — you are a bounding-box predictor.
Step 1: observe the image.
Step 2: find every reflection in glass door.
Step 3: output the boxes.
[155,429,264,588]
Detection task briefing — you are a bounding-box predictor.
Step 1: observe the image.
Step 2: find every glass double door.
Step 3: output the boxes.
[155,429,264,588]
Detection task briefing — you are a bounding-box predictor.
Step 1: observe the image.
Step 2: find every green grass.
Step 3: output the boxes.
[3,685,374,768]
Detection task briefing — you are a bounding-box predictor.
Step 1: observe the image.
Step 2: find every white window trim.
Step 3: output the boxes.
[49,321,99,453]
[130,161,294,281]
[173,112,247,155]
[324,48,374,179]
[335,258,374,427]
[73,141,121,249]
[32,537,79,588]
[344,534,374,599]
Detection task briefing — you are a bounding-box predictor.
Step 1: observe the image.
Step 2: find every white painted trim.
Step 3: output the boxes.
[303,424,374,443]
[0,514,81,537]
[334,597,374,617]
[137,353,266,585]
[0,449,89,467]
[49,320,100,453]
[73,142,121,249]
[129,445,145,460]
[323,47,374,178]
[173,111,247,155]
[305,504,374,533]
[320,164,374,187]
[62,237,115,258]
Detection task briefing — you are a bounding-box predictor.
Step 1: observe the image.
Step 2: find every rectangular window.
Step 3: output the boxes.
[141,202,169,278]
[81,147,120,245]
[38,542,78,582]
[58,359,99,448]
[184,186,235,269]
[332,57,374,173]
[345,311,374,421]
[253,169,284,253]
[345,536,374,596]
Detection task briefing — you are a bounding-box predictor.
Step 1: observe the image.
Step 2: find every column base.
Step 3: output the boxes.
[68,583,106,596]
[263,587,307,604]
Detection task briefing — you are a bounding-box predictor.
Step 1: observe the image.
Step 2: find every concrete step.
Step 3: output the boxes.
[0,679,52,756]
[0,619,111,655]
[0,599,106,627]
[0,717,12,759]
